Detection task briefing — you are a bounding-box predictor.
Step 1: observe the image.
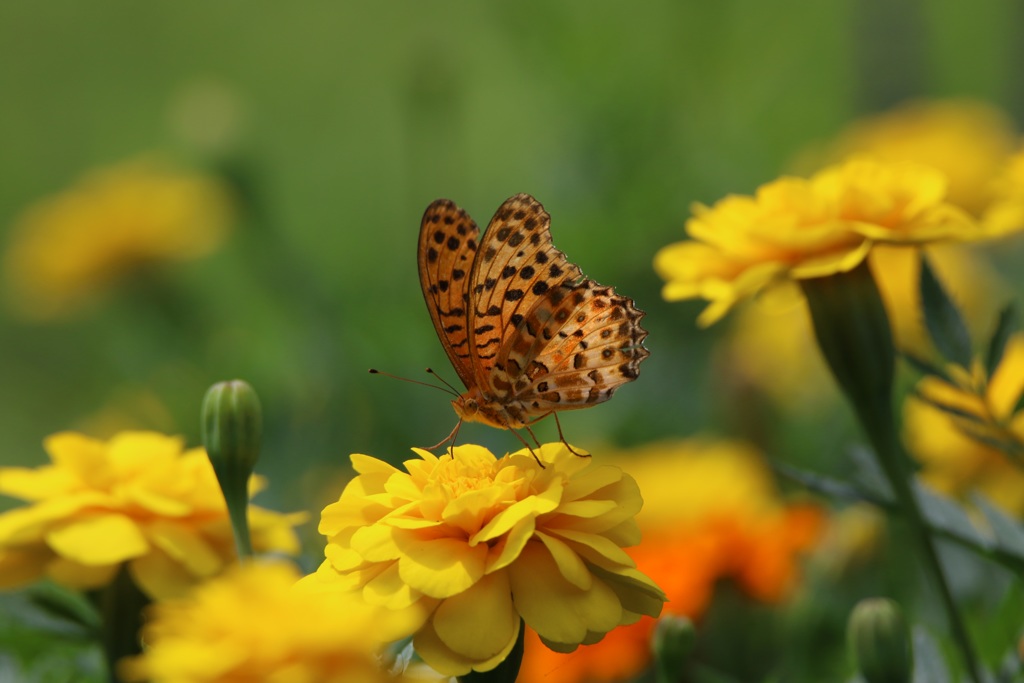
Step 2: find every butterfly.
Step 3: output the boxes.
[418,193,649,450]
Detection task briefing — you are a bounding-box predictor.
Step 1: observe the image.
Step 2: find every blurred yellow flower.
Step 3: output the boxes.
[903,334,1024,517]
[520,439,824,683]
[303,443,666,677]
[0,431,304,599]
[3,157,234,320]
[120,560,418,683]
[983,146,1024,237]
[721,243,1008,412]
[821,99,1018,215]
[654,158,976,326]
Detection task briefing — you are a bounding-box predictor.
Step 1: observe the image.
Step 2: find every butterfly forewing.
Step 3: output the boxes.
[418,199,480,389]
[468,194,584,385]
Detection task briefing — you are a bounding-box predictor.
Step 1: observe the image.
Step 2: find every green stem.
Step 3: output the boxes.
[801,265,983,683]
[855,402,983,683]
[92,566,149,683]
[225,477,254,560]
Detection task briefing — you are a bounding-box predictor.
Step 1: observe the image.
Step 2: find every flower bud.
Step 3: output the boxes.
[201,380,262,558]
[652,615,696,683]
[847,597,913,683]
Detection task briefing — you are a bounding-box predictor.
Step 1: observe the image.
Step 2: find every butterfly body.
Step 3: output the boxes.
[419,193,648,436]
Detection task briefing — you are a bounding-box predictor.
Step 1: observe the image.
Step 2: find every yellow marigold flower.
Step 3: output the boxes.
[654,157,977,326]
[903,334,1024,517]
[721,243,1008,411]
[3,157,234,320]
[303,443,666,677]
[120,560,418,683]
[0,431,305,599]
[520,439,824,683]
[983,146,1024,237]
[821,99,1018,215]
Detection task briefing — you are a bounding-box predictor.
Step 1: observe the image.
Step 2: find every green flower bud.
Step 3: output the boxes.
[201,380,262,559]
[652,615,696,683]
[848,597,913,683]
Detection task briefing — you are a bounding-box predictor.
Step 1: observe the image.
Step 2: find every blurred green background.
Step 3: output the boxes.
[2,2,1024,681]
[0,0,1021,515]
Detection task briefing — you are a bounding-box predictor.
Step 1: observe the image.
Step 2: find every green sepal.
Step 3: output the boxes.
[919,255,972,369]
[847,598,913,683]
[201,380,263,559]
[985,304,1016,379]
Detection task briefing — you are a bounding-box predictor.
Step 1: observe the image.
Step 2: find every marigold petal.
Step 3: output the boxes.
[0,466,78,500]
[433,571,518,661]
[351,525,402,562]
[363,560,424,610]
[0,546,51,588]
[546,528,636,568]
[145,520,223,577]
[473,486,559,543]
[561,464,629,502]
[43,432,108,480]
[589,564,667,618]
[0,495,103,544]
[129,547,199,599]
[397,536,487,598]
[414,616,518,677]
[47,555,119,589]
[46,514,148,565]
[485,518,535,573]
[510,541,621,644]
[536,531,592,590]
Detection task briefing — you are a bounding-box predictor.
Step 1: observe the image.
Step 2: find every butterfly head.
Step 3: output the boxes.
[452,388,519,430]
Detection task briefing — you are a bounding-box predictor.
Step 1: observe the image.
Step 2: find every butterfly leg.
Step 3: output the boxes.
[554,413,591,459]
[423,419,463,454]
[508,427,546,469]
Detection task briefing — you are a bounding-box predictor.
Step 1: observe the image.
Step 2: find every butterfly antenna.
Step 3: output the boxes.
[368,368,459,398]
[553,413,590,459]
[425,367,462,397]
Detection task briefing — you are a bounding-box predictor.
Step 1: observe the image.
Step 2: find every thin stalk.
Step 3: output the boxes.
[854,402,984,683]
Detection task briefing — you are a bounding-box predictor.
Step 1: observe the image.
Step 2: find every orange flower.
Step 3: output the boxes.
[519,439,825,682]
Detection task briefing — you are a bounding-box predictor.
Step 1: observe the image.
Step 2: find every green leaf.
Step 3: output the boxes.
[919,255,973,368]
[910,390,987,426]
[912,627,952,683]
[901,352,951,382]
[985,304,1016,379]
[773,460,886,505]
[912,483,991,551]
[973,495,1024,558]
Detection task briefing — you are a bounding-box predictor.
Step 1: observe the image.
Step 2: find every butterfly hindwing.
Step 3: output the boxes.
[499,277,649,416]
[418,199,480,390]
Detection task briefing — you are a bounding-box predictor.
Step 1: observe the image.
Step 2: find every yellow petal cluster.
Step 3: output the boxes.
[903,334,1024,517]
[3,157,234,320]
[0,431,304,599]
[820,98,1018,215]
[654,157,977,326]
[520,438,825,683]
[120,561,418,683]
[720,243,1008,412]
[304,443,666,677]
[983,147,1024,237]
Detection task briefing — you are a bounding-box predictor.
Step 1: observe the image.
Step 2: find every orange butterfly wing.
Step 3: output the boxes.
[418,193,649,429]
[417,199,480,390]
